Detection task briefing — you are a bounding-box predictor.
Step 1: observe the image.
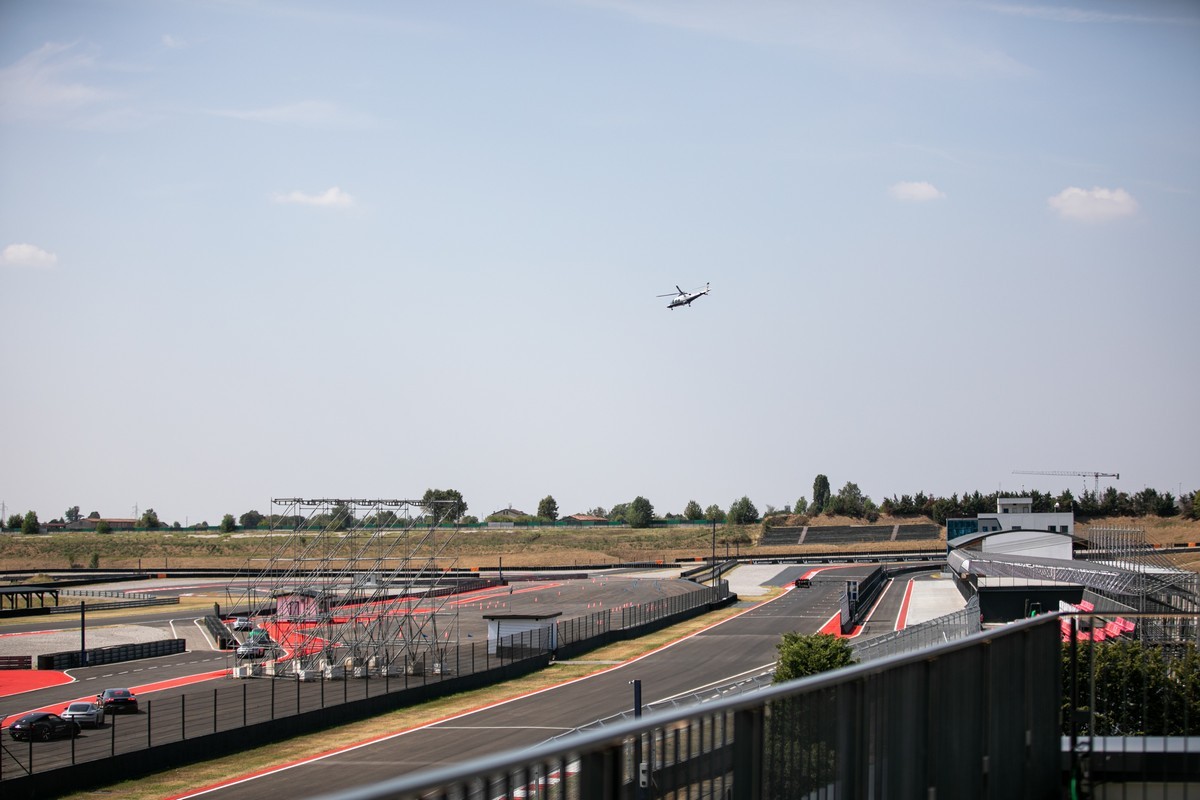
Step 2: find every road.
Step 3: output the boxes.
[1,563,930,796]
[180,564,883,800]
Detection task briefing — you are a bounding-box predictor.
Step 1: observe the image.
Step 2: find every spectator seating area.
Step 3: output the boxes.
[758,523,942,548]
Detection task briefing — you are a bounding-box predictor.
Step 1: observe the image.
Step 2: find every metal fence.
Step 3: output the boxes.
[306,614,1065,800]
[304,612,1199,800]
[0,582,731,788]
[852,594,981,662]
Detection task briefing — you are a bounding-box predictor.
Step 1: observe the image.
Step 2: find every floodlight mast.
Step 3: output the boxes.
[1012,470,1120,497]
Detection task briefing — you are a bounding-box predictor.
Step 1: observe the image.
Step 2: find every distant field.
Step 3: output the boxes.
[0,514,1196,573]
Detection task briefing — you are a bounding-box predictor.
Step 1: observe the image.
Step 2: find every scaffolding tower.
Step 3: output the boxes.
[1078,526,1200,613]
[222,498,469,678]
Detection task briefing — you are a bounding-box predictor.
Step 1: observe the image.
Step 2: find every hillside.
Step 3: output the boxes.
[0,515,1197,573]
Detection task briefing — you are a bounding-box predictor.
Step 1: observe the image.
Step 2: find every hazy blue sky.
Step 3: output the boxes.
[2,1,1197,526]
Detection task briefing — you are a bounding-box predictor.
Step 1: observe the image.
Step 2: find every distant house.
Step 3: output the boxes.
[562,513,608,525]
[489,508,530,520]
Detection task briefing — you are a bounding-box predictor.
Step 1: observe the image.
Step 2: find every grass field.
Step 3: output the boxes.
[2,515,1198,575]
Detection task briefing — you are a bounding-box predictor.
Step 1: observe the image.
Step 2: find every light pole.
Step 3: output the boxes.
[80,601,87,667]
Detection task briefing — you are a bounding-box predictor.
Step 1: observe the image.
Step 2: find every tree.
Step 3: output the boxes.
[5,514,22,530]
[239,510,264,529]
[704,504,726,523]
[219,514,237,533]
[95,520,111,534]
[794,497,808,515]
[812,475,831,514]
[627,496,654,528]
[587,506,608,519]
[829,482,867,518]
[89,553,100,569]
[87,510,100,520]
[684,500,704,521]
[421,489,467,523]
[608,503,629,524]
[138,508,161,530]
[21,510,40,535]
[727,496,759,525]
[537,495,559,522]
[65,506,81,523]
[774,632,856,683]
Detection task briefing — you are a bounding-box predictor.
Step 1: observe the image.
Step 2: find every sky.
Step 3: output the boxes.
[1,0,1198,527]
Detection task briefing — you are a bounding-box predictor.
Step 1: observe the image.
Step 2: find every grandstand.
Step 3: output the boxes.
[758,523,942,548]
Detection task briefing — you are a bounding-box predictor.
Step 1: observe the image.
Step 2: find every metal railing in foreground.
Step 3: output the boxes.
[309,615,1063,800]
[1063,612,1199,797]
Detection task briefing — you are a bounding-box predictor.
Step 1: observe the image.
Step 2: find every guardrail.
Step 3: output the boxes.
[303,615,1065,800]
[35,639,188,671]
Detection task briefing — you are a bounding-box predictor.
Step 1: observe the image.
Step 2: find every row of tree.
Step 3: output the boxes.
[6,478,1198,533]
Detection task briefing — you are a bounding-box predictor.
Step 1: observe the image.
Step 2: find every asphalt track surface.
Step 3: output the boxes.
[178,564,881,800]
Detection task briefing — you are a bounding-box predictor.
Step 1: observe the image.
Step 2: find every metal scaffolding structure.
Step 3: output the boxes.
[222,498,468,678]
[1078,526,1200,611]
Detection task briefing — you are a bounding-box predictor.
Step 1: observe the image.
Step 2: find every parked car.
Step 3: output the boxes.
[236,643,266,659]
[97,688,138,713]
[61,701,105,728]
[7,712,80,741]
[231,617,254,631]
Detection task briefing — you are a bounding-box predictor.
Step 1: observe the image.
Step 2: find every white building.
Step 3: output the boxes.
[947,497,1075,560]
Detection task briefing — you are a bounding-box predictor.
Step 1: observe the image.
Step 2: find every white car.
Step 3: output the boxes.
[61,701,105,728]
[236,643,266,659]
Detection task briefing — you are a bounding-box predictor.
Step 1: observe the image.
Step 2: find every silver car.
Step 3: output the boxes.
[61,701,105,728]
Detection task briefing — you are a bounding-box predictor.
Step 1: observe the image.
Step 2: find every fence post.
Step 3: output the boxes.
[243,683,247,728]
[111,708,116,758]
[271,674,276,720]
[181,694,186,740]
[147,699,152,748]
[214,688,218,733]
[732,706,764,800]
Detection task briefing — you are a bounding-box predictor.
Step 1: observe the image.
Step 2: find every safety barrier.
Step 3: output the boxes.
[35,639,187,671]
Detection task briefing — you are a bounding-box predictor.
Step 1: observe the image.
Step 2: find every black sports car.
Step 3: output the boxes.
[97,687,139,713]
[7,712,81,741]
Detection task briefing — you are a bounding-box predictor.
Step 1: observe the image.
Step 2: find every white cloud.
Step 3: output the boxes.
[162,34,188,49]
[1,243,58,268]
[1047,186,1138,222]
[271,187,355,207]
[0,42,112,122]
[889,181,945,202]
[978,4,1199,26]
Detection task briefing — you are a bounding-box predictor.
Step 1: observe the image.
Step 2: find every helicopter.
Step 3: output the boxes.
[657,282,711,310]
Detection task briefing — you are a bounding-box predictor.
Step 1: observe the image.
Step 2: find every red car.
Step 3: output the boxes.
[97,688,138,713]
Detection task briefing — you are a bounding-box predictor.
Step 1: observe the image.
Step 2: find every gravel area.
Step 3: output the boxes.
[0,625,171,658]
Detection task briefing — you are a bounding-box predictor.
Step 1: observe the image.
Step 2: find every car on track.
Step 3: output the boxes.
[231,617,254,631]
[97,688,138,713]
[236,643,266,659]
[61,701,106,728]
[7,712,80,741]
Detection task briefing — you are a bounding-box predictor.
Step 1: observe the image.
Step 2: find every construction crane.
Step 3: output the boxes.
[1012,470,1120,496]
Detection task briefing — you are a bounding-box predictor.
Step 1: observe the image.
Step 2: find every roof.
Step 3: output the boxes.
[483,612,563,620]
[565,514,608,522]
